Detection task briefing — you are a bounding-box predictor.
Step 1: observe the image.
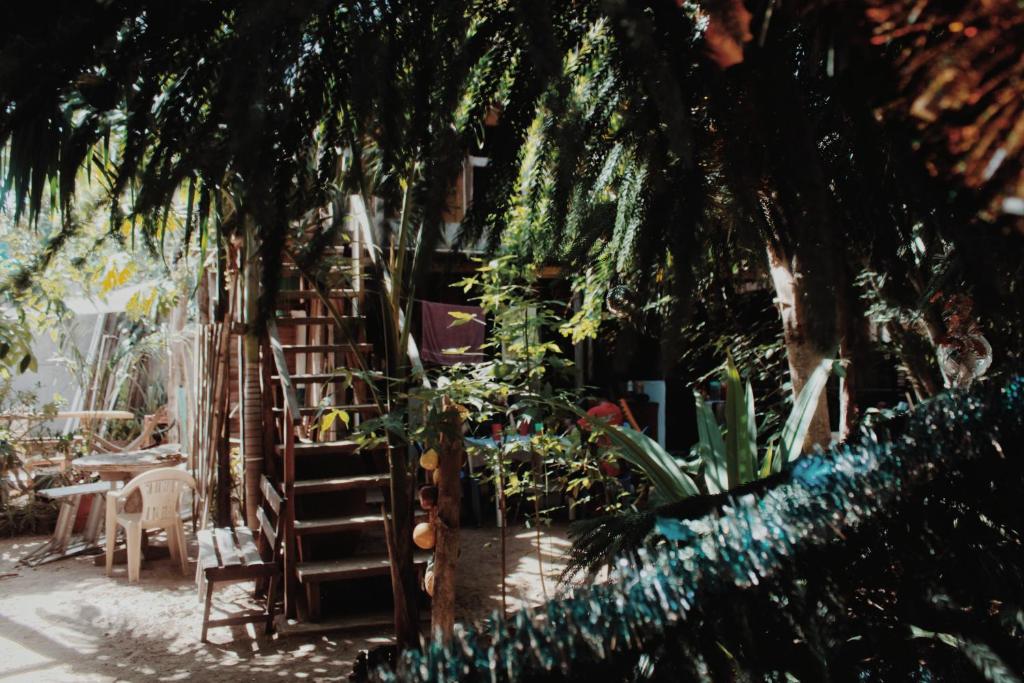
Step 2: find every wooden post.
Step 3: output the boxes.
[431,399,464,638]
[241,219,264,530]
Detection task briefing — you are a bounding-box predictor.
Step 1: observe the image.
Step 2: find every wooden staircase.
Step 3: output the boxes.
[265,244,427,625]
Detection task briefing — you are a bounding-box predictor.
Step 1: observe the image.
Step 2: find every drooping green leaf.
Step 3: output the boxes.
[775,358,833,472]
[603,424,699,500]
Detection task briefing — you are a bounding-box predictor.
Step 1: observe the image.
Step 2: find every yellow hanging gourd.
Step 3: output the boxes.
[413,521,435,549]
[419,448,439,471]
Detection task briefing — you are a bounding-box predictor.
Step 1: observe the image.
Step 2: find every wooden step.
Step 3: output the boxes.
[274,608,429,637]
[273,372,384,384]
[278,288,359,300]
[293,473,390,495]
[280,258,372,275]
[294,513,384,535]
[294,512,427,536]
[279,343,372,354]
[272,403,380,416]
[277,439,362,457]
[296,551,431,583]
[274,316,364,326]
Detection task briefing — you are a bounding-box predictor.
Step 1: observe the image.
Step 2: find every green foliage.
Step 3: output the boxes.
[0,314,34,378]
[560,354,834,578]
[383,374,1024,682]
[693,355,834,491]
[599,353,833,506]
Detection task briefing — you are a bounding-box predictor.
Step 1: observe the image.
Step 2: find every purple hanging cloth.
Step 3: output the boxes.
[420,301,485,365]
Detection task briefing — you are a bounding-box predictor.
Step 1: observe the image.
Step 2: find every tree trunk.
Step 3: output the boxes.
[241,221,263,531]
[431,400,464,638]
[837,275,870,441]
[767,243,833,451]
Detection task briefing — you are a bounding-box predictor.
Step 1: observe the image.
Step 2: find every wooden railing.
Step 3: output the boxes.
[266,319,300,619]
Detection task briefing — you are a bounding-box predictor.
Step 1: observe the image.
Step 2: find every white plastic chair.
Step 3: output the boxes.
[105,468,196,582]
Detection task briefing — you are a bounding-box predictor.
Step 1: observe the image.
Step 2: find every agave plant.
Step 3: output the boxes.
[563,356,834,580]
[695,355,835,494]
[585,354,834,503]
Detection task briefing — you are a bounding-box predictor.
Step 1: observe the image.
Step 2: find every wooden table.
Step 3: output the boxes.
[72,443,186,483]
[71,444,187,566]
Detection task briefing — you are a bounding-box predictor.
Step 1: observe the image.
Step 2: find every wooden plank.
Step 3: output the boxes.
[296,550,430,582]
[53,496,82,554]
[197,529,220,572]
[272,403,379,416]
[293,474,389,495]
[257,505,278,548]
[37,481,112,499]
[260,475,282,515]
[283,440,363,457]
[278,289,358,299]
[279,344,372,354]
[274,316,364,326]
[234,526,264,566]
[214,528,242,567]
[271,372,384,384]
[293,512,426,536]
[293,514,384,535]
[82,492,105,544]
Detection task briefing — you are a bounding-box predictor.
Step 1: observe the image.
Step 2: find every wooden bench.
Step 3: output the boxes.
[22,481,113,567]
[196,475,285,642]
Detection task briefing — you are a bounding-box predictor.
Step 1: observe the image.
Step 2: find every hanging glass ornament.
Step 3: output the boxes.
[935,293,992,389]
[606,285,636,319]
[938,333,992,389]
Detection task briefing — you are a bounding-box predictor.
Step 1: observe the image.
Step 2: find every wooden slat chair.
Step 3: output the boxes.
[196,475,285,642]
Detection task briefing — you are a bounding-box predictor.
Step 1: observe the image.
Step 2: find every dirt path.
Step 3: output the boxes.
[0,525,569,682]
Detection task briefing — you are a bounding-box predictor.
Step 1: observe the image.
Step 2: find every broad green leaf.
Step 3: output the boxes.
[319,409,350,436]
[743,379,757,482]
[775,358,833,471]
[723,356,742,488]
[723,355,757,487]
[603,425,699,500]
[319,410,337,435]
[695,391,727,494]
[759,443,774,478]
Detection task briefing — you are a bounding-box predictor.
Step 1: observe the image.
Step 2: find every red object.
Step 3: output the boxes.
[577,401,624,432]
[578,401,624,448]
[72,494,94,533]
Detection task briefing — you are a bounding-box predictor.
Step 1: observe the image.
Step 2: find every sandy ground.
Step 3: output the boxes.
[0,524,569,682]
